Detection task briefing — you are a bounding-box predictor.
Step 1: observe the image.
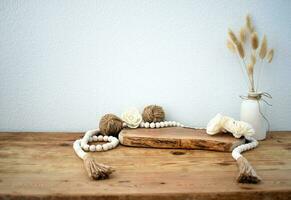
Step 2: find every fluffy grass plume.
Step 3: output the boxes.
[228,29,239,44]
[227,39,236,53]
[259,35,268,59]
[251,32,259,50]
[267,49,274,63]
[247,63,255,91]
[251,53,256,65]
[240,27,247,43]
[236,41,245,59]
[246,14,254,32]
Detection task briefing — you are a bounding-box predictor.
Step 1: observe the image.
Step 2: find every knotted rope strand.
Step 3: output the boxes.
[232,137,261,183]
[73,129,114,180]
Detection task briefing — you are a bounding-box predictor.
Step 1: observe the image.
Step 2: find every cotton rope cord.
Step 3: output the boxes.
[231,136,261,183]
[73,129,115,180]
[232,137,258,160]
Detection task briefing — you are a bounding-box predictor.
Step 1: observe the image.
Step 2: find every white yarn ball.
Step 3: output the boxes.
[89,145,96,152]
[150,122,155,128]
[144,122,150,128]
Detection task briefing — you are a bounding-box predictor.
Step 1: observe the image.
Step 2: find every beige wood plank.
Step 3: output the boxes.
[0,132,290,200]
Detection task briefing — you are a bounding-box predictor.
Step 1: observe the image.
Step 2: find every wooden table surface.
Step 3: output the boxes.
[0,132,290,200]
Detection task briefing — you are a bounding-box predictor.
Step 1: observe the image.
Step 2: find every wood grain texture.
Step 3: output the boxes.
[119,127,245,152]
[0,132,291,200]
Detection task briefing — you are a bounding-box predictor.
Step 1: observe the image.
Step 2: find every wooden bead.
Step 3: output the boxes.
[155,122,160,128]
[89,145,96,152]
[97,135,103,141]
[107,143,113,149]
[140,122,145,128]
[96,145,102,151]
[102,144,109,151]
[92,135,98,141]
[103,136,109,142]
[144,122,150,128]
[83,144,89,151]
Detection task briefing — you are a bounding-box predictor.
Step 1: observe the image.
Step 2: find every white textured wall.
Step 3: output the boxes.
[0,0,291,131]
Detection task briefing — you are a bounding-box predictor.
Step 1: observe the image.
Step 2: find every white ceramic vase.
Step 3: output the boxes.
[240,96,267,140]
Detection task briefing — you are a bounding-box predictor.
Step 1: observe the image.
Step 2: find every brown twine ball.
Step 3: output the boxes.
[99,114,123,137]
[142,105,165,123]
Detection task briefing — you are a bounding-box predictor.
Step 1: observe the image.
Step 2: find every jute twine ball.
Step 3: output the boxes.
[99,114,123,137]
[142,105,165,123]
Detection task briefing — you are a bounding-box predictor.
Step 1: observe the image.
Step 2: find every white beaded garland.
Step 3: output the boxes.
[81,131,119,152]
[141,121,184,129]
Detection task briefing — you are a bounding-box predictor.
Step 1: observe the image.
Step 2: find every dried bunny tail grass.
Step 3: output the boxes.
[247,62,255,91]
[240,27,247,43]
[228,29,239,44]
[251,32,259,50]
[246,14,254,33]
[267,49,274,63]
[227,39,236,53]
[247,62,254,76]
[259,35,268,59]
[251,52,256,65]
[235,41,245,59]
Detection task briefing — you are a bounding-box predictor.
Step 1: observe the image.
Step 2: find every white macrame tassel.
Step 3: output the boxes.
[232,137,261,183]
[73,129,114,180]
